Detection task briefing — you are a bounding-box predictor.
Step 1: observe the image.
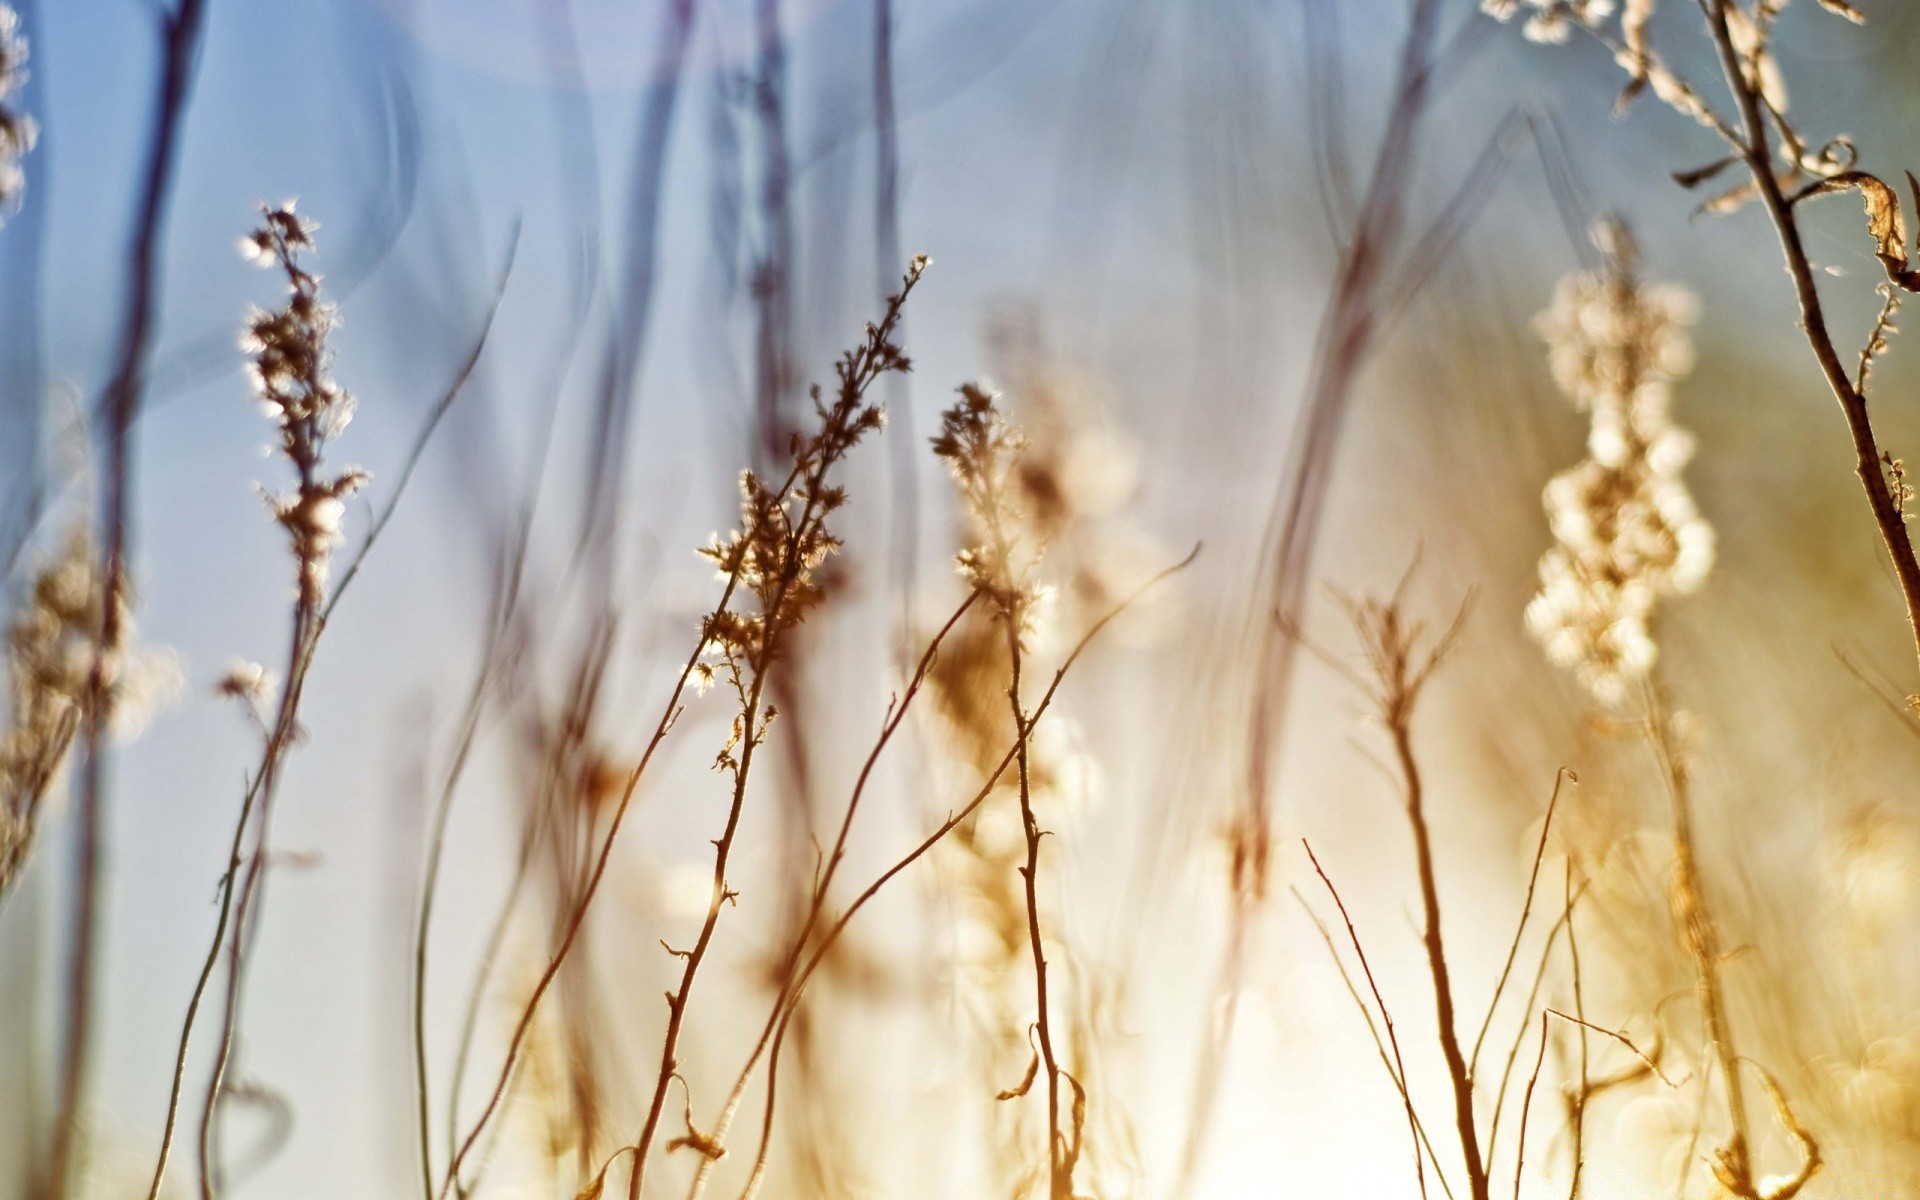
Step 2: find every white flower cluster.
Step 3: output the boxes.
[0,5,37,219]
[1526,249,1714,706]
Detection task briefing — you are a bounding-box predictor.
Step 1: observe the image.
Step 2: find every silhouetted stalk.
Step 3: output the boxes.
[1180,1,1448,1187]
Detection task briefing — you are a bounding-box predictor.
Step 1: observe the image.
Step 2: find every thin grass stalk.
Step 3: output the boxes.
[194,587,317,1198]
[46,3,208,1194]
[1513,1012,1552,1200]
[1295,892,1457,1200]
[1563,866,1589,1198]
[410,573,528,1200]
[1485,884,1586,1167]
[1005,611,1069,1199]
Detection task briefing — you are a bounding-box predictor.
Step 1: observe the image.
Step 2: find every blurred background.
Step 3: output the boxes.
[7,0,1920,1196]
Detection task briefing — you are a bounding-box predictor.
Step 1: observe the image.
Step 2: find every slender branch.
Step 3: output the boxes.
[1513,1011,1551,1200]
[1700,0,1920,678]
[1301,842,1428,1200]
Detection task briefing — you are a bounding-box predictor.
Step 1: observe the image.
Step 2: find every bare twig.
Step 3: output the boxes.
[1302,841,1429,1200]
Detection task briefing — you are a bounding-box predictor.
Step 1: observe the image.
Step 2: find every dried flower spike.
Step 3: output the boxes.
[241,203,369,608]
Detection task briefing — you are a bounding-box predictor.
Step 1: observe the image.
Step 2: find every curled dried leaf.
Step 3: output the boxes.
[666,1129,726,1160]
[1798,170,1920,291]
[1816,0,1866,23]
[1751,1061,1822,1199]
[996,1049,1040,1101]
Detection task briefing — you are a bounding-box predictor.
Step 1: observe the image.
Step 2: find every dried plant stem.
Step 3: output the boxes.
[1562,867,1589,1199]
[193,597,317,1200]
[1389,685,1489,1200]
[144,255,507,1200]
[1699,0,1920,679]
[1485,882,1587,1166]
[627,455,859,1199]
[1642,697,1752,1191]
[1513,1011,1551,1200]
[1005,617,1069,1200]
[1324,586,1486,1200]
[680,593,980,1200]
[626,652,780,1199]
[446,260,921,1200]
[45,3,207,1196]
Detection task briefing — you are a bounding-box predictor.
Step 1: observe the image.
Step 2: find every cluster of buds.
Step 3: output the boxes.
[0,5,35,220]
[1526,223,1714,706]
[240,204,368,609]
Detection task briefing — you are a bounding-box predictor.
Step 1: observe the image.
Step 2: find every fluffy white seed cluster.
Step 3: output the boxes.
[1526,234,1714,706]
[0,4,37,220]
